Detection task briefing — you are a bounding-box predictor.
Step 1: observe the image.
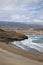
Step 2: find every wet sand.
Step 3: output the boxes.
[0,42,43,63]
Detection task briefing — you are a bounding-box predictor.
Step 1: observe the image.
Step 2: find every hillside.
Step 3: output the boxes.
[0,29,28,43]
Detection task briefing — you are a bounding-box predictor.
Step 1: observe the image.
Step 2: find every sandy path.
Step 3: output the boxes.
[0,48,43,65]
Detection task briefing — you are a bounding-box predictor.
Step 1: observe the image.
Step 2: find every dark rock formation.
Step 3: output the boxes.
[0,29,28,42]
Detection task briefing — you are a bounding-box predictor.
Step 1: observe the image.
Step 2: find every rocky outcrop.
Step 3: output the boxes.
[0,29,28,42]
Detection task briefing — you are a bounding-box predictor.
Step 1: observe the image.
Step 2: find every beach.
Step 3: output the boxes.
[0,42,43,63]
[0,47,43,65]
[0,28,43,65]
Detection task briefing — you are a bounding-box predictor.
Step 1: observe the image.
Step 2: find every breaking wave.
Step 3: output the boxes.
[11,35,43,53]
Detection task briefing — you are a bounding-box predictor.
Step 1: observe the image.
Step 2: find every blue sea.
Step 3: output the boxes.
[11,35,43,54]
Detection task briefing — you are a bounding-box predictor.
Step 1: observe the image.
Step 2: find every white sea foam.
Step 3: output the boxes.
[12,35,43,53]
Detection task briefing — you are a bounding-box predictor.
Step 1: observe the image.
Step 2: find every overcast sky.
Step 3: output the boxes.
[0,0,43,23]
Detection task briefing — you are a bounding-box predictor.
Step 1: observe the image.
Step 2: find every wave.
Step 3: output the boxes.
[11,35,43,53]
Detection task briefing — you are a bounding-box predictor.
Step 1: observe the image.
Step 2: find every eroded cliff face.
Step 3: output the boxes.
[0,29,28,42]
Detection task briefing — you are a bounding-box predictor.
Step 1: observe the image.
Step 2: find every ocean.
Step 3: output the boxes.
[11,35,43,54]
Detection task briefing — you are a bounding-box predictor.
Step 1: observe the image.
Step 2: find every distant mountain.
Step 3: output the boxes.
[0,21,29,28]
[0,21,43,29]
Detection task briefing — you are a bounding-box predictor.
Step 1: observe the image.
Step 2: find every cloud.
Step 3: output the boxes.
[10,14,29,22]
[0,0,43,23]
[0,6,13,11]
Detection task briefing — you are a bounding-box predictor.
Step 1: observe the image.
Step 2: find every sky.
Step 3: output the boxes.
[0,0,43,23]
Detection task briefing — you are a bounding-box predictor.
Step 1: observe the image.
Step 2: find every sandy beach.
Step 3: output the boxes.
[0,48,43,65]
[0,42,43,64]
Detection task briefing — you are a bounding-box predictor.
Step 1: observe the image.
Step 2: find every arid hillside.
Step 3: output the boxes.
[0,28,28,43]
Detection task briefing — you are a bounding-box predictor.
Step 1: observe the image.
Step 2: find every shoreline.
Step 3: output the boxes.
[0,42,43,62]
[10,42,43,55]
